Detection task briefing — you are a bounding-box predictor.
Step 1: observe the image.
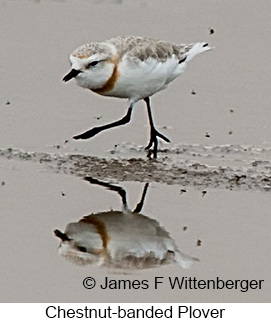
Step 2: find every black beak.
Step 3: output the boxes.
[54,229,71,242]
[62,69,81,82]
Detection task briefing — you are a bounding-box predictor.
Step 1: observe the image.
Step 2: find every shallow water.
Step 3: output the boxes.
[1,146,271,302]
[1,0,271,303]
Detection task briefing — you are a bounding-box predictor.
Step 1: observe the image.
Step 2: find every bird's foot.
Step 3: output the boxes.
[73,127,101,140]
[145,127,170,158]
[73,106,133,140]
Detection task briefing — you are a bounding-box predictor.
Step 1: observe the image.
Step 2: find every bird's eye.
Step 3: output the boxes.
[77,246,87,252]
[87,61,99,68]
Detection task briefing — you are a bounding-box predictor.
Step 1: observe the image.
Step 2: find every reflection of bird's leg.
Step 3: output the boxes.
[133,183,149,213]
[84,177,127,210]
[144,97,170,158]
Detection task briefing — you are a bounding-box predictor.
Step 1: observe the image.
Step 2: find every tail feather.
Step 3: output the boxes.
[175,250,199,269]
[185,42,211,62]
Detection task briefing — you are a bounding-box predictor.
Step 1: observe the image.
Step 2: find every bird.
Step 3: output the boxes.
[63,36,211,158]
[54,177,198,269]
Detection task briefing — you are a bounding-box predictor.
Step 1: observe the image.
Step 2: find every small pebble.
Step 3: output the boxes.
[209,28,215,35]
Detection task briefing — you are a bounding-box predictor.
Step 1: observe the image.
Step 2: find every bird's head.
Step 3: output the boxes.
[63,42,118,91]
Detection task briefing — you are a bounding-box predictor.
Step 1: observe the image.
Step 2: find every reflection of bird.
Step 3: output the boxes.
[54,177,198,270]
[63,36,211,158]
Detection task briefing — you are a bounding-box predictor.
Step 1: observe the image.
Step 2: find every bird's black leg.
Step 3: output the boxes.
[73,105,133,140]
[144,97,170,158]
[84,176,128,210]
[133,183,149,213]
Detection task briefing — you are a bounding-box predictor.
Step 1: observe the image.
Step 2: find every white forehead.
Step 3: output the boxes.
[69,54,89,70]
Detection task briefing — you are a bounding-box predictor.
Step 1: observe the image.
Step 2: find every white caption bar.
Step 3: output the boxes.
[1,303,270,322]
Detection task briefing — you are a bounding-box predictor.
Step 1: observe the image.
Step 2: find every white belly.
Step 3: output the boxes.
[102,55,186,102]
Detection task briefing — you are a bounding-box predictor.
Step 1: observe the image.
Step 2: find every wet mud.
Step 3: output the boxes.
[1,143,271,191]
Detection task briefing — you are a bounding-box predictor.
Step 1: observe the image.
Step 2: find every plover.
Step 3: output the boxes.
[63,36,211,158]
[55,177,198,269]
